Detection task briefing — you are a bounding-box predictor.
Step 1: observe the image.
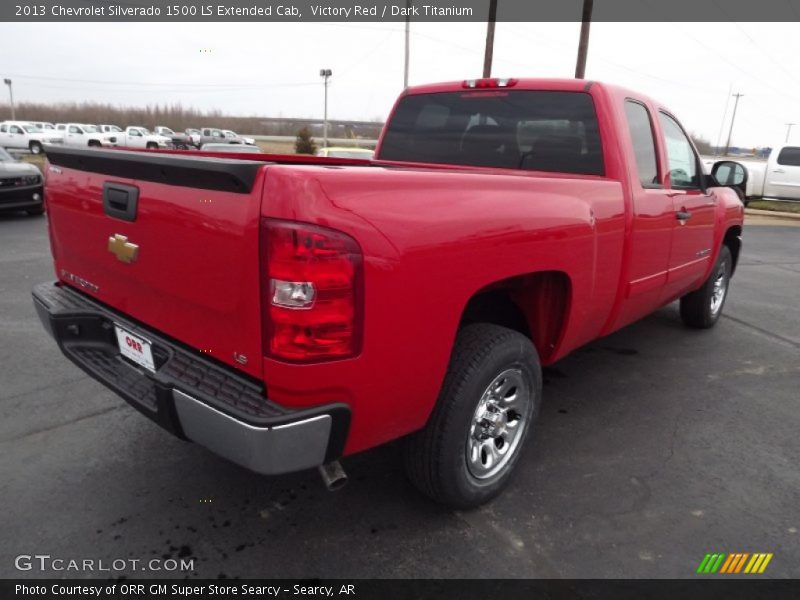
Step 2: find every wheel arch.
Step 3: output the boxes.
[459,271,572,364]
[723,225,742,276]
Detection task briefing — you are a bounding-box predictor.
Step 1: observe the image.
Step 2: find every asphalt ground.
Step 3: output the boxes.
[1,213,798,579]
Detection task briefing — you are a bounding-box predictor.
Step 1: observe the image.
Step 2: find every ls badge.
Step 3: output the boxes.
[108,234,139,264]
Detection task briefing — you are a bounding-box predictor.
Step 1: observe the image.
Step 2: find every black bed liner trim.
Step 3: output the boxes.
[44,145,266,194]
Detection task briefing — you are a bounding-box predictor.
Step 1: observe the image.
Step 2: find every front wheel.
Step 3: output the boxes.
[403,323,541,508]
[680,245,733,329]
[29,141,43,155]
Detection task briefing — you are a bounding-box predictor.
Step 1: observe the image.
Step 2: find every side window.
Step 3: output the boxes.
[658,112,699,189]
[624,100,659,187]
[776,146,800,167]
[11,125,23,134]
[0,124,6,133]
[68,126,80,134]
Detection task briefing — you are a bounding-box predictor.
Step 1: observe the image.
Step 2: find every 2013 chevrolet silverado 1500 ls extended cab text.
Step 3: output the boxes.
[33,79,746,507]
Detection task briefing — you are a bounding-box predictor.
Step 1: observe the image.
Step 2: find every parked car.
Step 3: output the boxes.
[118,126,172,149]
[99,124,124,135]
[154,126,194,149]
[0,121,63,154]
[189,127,243,147]
[316,147,374,159]
[34,78,745,508]
[0,146,44,215]
[222,129,256,145]
[734,145,800,202]
[30,122,58,133]
[200,143,261,153]
[61,123,119,148]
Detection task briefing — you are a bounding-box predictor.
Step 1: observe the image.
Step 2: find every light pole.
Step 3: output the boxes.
[786,123,796,144]
[3,78,14,121]
[724,92,743,156]
[574,0,594,79]
[319,69,332,148]
[403,0,411,88]
[482,0,498,78]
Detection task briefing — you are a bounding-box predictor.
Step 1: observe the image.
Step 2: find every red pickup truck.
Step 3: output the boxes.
[33,78,746,508]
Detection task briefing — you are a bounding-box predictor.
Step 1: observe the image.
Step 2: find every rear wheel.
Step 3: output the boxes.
[146,142,158,150]
[680,245,732,328]
[88,140,100,148]
[29,141,43,155]
[403,323,541,508]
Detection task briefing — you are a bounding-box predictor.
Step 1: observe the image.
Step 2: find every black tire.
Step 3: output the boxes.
[403,323,541,508]
[27,206,45,216]
[146,142,158,150]
[88,141,100,148]
[680,245,733,329]
[29,141,43,155]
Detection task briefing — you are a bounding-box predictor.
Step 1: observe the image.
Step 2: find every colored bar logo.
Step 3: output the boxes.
[697,553,773,574]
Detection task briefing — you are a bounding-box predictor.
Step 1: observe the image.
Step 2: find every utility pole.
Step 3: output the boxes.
[482,0,498,78]
[574,0,593,79]
[319,69,332,148]
[786,123,796,143]
[3,78,14,120]
[724,93,743,156]
[403,0,411,88]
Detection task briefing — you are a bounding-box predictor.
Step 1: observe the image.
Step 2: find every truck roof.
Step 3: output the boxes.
[404,77,661,107]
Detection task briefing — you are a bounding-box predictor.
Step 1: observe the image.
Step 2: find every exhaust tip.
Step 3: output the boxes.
[318,461,348,491]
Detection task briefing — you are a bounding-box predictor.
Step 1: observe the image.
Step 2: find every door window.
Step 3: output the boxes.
[658,112,700,189]
[624,100,660,187]
[10,125,23,134]
[776,146,800,166]
[69,126,80,134]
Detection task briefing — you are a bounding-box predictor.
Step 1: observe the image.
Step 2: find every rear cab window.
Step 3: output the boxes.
[624,100,660,188]
[379,90,604,176]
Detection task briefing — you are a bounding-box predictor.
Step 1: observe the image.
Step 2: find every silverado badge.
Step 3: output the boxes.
[108,234,139,264]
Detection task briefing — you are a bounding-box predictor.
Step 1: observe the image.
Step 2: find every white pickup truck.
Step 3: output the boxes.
[703,144,800,203]
[745,145,800,201]
[61,124,119,148]
[0,121,63,154]
[118,126,172,149]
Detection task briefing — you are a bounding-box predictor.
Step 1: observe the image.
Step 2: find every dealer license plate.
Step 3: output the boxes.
[114,324,155,372]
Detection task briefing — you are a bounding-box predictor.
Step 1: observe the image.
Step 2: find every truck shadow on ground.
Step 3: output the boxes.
[64,302,717,578]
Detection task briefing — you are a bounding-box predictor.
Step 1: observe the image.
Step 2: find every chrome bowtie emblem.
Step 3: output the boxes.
[108,234,139,264]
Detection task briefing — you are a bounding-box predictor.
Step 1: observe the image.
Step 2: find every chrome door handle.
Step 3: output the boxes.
[773,169,785,173]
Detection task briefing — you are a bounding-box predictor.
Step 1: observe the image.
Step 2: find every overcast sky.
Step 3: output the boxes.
[2,21,799,148]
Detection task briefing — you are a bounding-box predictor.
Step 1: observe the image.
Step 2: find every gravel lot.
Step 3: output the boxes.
[1,214,798,579]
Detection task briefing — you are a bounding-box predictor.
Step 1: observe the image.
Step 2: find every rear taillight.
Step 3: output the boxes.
[261,219,363,362]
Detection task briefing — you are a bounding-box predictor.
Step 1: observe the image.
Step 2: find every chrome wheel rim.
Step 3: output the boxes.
[466,368,532,480]
[710,261,728,316]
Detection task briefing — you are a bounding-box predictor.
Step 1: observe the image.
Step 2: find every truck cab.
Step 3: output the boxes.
[763,144,800,201]
[122,126,172,149]
[0,121,63,154]
[62,123,118,148]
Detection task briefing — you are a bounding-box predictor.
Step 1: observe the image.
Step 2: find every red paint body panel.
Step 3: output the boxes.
[43,79,744,457]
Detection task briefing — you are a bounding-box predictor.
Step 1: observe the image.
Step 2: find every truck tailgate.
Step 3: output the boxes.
[44,147,267,379]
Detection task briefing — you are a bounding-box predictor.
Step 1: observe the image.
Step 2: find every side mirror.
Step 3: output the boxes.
[711,160,748,200]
